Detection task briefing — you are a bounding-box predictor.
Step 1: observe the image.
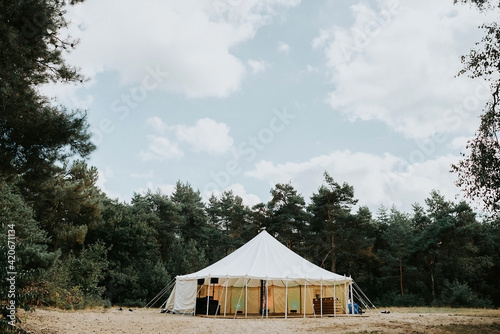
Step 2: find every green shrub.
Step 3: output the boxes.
[438,280,493,308]
[375,291,426,307]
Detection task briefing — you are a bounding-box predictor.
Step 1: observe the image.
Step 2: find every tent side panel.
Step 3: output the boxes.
[173,280,197,314]
[273,287,286,313]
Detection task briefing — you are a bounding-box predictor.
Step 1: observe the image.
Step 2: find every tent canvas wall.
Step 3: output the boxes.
[163,230,352,317]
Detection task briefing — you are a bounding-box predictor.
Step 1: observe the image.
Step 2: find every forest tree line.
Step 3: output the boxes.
[1,166,499,309]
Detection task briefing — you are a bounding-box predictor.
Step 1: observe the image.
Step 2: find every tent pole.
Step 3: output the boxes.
[320,280,323,318]
[333,281,336,317]
[266,279,269,319]
[245,277,248,318]
[285,280,288,319]
[344,276,348,316]
[224,278,228,317]
[349,276,353,316]
[303,280,306,319]
[206,277,210,317]
[214,283,223,318]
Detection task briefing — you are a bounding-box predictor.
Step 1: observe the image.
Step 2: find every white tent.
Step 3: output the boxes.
[163,230,353,317]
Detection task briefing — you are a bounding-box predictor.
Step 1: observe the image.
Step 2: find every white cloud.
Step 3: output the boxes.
[130,170,154,179]
[146,117,169,134]
[62,0,301,98]
[143,117,234,156]
[96,167,123,201]
[277,41,290,54]
[248,59,268,74]
[449,135,473,151]
[245,150,463,212]
[315,0,495,139]
[139,135,184,161]
[175,118,234,154]
[306,64,319,73]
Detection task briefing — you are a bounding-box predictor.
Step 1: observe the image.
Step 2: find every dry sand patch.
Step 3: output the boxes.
[17,307,500,334]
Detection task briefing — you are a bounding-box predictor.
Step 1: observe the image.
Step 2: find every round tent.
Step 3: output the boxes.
[163,230,353,317]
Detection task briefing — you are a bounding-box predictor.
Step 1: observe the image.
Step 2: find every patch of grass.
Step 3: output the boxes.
[438,322,500,334]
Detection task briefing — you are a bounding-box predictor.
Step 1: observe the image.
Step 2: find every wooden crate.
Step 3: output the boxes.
[313,297,344,315]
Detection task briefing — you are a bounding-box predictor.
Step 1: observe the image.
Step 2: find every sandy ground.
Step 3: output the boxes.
[16,307,500,334]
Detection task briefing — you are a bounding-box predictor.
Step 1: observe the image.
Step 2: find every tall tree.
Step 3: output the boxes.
[0,0,94,184]
[0,180,58,307]
[206,190,253,260]
[413,191,494,304]
[30,160,103,252]
[379,208,415,296]
[90,199,169,305]
[307,172,358,273]
[170,181,208,244]
[130,191,180,263]
[452,0,500,215]
[266,183,309,254]
[334,206,378,284]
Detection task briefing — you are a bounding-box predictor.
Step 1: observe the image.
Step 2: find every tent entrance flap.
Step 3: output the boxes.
[165,279,197,314]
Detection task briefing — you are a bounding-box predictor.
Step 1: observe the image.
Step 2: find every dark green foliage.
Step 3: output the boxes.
[0,180,57,315]
[438,280,493,308]
[0,0,95,182]
[375,291,426,307]
[452,1,500,216]
[28,160,104,252]
[1,0,97,323]
[171,181,209,244]
[130,191,179,263]
[42,242,108,309]
[90,199,168,305]
[266,183,308,253]
[378,208,415,296]
[206,190,254,262]
[307,171,358,273]
[168,237,208,276]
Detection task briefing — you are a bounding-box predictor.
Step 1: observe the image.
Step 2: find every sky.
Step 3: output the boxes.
[45,0,499,214]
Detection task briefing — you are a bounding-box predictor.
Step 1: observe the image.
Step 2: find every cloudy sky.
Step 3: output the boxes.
[48,0,498,213]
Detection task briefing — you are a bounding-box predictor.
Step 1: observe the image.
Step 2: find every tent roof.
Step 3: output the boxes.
[177,230,350,284]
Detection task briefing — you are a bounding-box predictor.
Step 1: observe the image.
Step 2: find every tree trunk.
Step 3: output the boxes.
[399,255,404,295]
[428,256,436,301]
[330,234,336,273]
[399,240,404,295]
